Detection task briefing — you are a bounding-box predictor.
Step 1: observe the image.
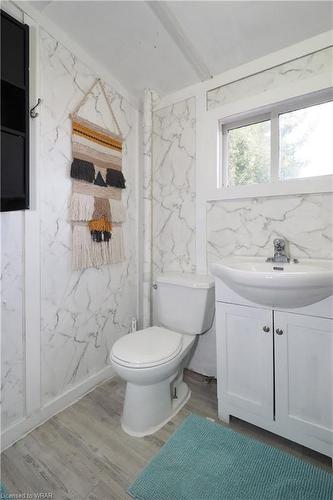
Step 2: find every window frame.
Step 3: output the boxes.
[221,90,333,190]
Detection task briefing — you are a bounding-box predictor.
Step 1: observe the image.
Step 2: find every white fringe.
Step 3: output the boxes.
[70,192,94,221]
[110,224,125,263]
[72,223,125,269]
[72,224,93,270]
[109,198,127,223]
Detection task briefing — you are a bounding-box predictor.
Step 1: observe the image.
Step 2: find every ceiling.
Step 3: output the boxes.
[29,1,333,100]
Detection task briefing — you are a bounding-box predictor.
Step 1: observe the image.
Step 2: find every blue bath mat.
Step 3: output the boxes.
[0,484,10,499]
[128,414,333,500]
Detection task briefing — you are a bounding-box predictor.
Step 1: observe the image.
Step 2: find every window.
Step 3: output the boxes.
[222,97,333,188]
[279,102,332,180]
[227,119,270,186]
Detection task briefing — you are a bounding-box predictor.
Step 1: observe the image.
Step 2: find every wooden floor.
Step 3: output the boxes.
[1,371,331,499]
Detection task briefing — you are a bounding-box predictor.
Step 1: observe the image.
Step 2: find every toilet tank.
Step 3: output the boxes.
[155,272,215,335]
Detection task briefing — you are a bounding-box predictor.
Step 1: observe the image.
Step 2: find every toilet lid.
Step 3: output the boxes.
[111,327,183,368]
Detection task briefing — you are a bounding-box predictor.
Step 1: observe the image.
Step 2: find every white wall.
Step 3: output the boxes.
[152,98,196,276]
[207,193,333,262]
[1,2,139,449]
[1,212,25,429]
[207,46,333,110]
[0,1,27,437]
[150,32,333,377]
[39,29,139,402]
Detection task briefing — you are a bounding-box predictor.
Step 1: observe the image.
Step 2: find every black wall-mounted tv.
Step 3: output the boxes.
[1,9,30,212]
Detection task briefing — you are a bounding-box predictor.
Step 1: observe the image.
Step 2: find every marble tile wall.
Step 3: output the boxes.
[150,88,332,377]
[207,193,333,262]
[1,212,25,428]
[207,47,333,110]
[2,18,331,433]
[152,98,196,277]
[40,30,138,403]
[206,47,333,262]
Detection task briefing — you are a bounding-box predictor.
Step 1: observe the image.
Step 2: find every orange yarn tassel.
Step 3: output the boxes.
[88,217,112,232]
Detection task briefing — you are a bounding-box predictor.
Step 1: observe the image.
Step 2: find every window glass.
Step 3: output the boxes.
[279,101,333,180]
[228,120,270,186]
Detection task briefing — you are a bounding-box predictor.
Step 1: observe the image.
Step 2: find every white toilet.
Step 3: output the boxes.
[110,272,215,437]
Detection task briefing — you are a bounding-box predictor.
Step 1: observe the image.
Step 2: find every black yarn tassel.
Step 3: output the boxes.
[94,171,107,187]
[90,230,111,243]
[103,231,111,242]
[91,230,103,242]
[106,169,126,189]
[71,158,95,183]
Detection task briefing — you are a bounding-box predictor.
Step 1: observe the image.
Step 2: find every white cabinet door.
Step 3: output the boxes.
[216,303,273,423]
[274,312,333,457]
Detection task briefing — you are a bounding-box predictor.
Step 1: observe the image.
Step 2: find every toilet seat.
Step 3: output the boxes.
[111,327,183,368]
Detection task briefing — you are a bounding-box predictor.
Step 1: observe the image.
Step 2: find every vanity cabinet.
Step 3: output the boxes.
[216,303,273,422]
[216,293,333,462]
[274,312,333,449]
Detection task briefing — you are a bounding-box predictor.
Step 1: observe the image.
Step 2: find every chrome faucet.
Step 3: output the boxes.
[266,238,290,263]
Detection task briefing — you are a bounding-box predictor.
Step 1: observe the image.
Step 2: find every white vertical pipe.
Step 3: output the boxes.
[142,89,154,328]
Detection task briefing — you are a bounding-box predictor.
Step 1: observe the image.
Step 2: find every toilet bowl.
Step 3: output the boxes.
[111,327,195,436]
[110,272,215,437]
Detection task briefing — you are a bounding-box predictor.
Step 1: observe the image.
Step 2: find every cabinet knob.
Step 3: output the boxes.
[276,329,284,335]
[262,326,270,333]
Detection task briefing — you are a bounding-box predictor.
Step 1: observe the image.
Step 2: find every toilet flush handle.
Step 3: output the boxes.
[152,281,158,290]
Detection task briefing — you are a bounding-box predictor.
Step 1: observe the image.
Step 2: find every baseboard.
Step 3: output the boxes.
[1,365,115,451]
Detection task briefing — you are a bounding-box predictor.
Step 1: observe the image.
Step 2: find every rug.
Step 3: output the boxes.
[0,483,10,499]
[128,414,333,500]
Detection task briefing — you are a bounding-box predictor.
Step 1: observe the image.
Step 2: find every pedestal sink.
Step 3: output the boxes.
[210,257,333,308]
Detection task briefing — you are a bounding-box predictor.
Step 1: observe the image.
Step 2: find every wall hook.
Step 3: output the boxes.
[30,98,42,119]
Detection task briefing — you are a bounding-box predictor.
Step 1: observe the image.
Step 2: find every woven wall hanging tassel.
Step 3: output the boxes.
[101,241,112,266]
[110,224,125,264]
[109,199,127,223]
[71,158,95,183]
[94,171,107,187]
[103,231,111,242]
[70,192,95,221]
[89,197,112,242]
[72,224,93,270]
[89,217,112,242]
[93,197,111,221]
[91,240,104,267]
[106,168,126,188]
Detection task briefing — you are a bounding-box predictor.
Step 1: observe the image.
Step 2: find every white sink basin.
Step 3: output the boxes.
[210,257,333,308]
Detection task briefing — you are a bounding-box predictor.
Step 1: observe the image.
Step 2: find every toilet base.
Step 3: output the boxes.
[121,381,191,437]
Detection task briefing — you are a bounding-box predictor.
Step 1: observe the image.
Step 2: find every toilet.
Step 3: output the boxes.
[110,272,215,437]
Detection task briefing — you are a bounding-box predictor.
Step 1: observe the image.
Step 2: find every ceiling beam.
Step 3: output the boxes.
[146,1,212,81]
[37,1,53,12]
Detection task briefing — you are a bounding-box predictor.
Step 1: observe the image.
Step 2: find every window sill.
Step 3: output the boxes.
[206,175,333,202]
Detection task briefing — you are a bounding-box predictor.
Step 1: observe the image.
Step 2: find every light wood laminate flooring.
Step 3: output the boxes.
[1,371,331,499]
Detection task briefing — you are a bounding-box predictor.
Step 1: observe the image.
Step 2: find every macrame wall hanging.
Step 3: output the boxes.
[70,78,127,270]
